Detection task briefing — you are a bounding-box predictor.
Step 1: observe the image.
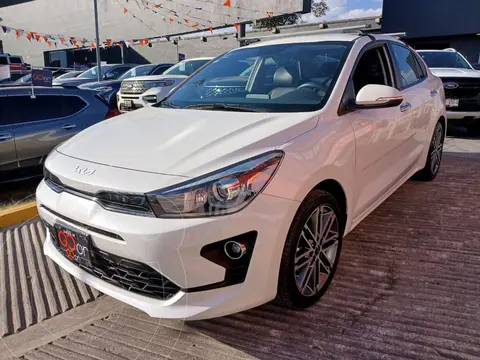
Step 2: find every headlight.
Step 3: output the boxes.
[144,80,174,89]
[92,86,113,93]
[143,94,158,103]
[147,151,283,218]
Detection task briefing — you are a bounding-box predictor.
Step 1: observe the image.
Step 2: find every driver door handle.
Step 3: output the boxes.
[0,133,12,141]
[61,124,76,130]
[431,89,438,97]
[400,102,411,112]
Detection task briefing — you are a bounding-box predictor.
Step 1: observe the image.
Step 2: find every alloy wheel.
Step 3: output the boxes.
[430,124,444,175]
[294,205,339,297]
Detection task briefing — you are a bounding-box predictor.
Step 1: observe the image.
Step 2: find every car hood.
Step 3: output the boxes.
[124,74,187,82]
[79,80,121,89]
[430,68,480,78]
[53,78,97,87]
[56,107,318,177]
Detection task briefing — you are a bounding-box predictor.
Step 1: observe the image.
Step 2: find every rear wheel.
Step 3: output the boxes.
[276,190,343,308]
[414,121,444,181]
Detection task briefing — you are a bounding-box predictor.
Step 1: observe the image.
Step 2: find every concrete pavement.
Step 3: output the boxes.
[1,154,479,359]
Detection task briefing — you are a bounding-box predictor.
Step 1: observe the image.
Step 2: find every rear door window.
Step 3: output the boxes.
[0,57,8,65]
[9,57,22,64]
[390,43,424,88]
[5,95,86,124]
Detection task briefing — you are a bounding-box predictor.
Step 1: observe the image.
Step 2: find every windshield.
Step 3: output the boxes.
[78,65,115,79]
[156,41,351,113]
[163,59,210,76]
[15,74,31,83]
[418,51,472,69]
[119,64,156,80]
[56,71,80,79]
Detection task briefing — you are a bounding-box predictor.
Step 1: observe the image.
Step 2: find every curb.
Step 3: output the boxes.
[0,201,38,229]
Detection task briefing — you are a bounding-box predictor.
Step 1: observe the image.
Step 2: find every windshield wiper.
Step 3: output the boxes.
[185,103,267,112]
[158,101,180,109]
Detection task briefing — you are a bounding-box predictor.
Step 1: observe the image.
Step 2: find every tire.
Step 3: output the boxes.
[414,121,445,182]
[275,189,344,309]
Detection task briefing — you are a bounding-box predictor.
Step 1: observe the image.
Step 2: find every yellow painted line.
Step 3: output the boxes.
[0,201,38,229]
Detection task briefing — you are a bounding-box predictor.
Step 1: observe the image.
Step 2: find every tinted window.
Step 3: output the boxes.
[156,41,352,113]
[151,65,171,75]
[108,66,131,79]
[0,57,8,65]
[418,51,471,69]
[163,60,210,76]
[391,44,423,88]
[352,47,392,95]
[9,57,22,64]
[2,95,87,124]
[78,65,115,79]
[118,65,156,80]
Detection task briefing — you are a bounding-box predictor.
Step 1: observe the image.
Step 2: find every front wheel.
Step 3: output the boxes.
[414,121,444,181]
[275,190,343,308]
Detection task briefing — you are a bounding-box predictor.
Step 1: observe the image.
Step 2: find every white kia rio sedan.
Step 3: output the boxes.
[37,32,446,320]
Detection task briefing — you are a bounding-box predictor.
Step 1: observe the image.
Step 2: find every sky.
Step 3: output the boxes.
[303,0,383,22]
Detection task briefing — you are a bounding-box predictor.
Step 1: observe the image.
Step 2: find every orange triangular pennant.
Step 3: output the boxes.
[169,18,174,23]
[223,0,231,6]
[267,11,273,17]
[184,19,189,24]
[209,26,213,33]
[192,23,199,28]
[35,34,41,41]
[72,40,77,46]
[47,41,52,47]
[124,7,128,13]
[154,4,161,8]
[234,23,239,31]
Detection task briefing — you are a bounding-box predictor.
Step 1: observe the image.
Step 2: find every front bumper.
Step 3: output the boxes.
[37,179,298,320]
[446,110,480,123]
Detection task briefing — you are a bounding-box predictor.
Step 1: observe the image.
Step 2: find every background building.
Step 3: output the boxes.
[382,0,480,64]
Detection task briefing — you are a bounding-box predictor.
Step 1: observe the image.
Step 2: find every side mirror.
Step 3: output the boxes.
[472,63,480,70]
[356,84,403,109]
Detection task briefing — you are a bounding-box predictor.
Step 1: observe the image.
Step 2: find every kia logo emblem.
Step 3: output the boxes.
[73,166,96,176]
[444,82,459,89]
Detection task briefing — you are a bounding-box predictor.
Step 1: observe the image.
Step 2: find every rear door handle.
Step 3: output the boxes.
[430,89,438,97]
[61,124,76,130]
[0,133,12,141]
[400,102,411,112]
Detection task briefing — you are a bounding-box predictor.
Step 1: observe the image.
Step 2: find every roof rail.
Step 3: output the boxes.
[237,24,371,43]
[443,48,456,52]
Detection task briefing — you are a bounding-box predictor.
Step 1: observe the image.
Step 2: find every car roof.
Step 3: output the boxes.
[184,57,213,61]
[417,49,457,53]
[242,33,404,49]
[0,86,98,95]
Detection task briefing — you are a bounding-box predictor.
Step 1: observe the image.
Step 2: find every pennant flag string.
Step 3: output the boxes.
[0,23,93,46]
[135,0,224,28]
[114,0,163,35]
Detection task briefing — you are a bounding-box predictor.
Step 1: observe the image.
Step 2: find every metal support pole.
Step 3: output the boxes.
[120,45,124,64]
[93,0,102,81]
[239,24,246,47]
[176,42,179,61]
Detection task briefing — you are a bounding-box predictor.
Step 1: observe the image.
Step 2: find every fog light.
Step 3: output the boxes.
[224,241,247,260]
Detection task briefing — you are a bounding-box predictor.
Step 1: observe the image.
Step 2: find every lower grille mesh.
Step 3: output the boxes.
[47,224,180,300]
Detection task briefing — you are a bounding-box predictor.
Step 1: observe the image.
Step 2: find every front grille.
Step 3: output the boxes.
[442,77,480,111]
[204,86,245,98]
[47,224,180,300]
[121,80,147,95]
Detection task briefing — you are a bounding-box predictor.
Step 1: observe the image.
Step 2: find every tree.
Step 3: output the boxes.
[253,14,300,30]
[253,0,329,29]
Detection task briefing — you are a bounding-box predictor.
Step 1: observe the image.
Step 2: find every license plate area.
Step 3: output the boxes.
[446,98,459,108]
[54,223,92,267]
[123,99,133,110]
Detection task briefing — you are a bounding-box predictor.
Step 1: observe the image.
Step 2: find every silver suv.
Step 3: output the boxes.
[417,49,480,132]
[0,87,116,183]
